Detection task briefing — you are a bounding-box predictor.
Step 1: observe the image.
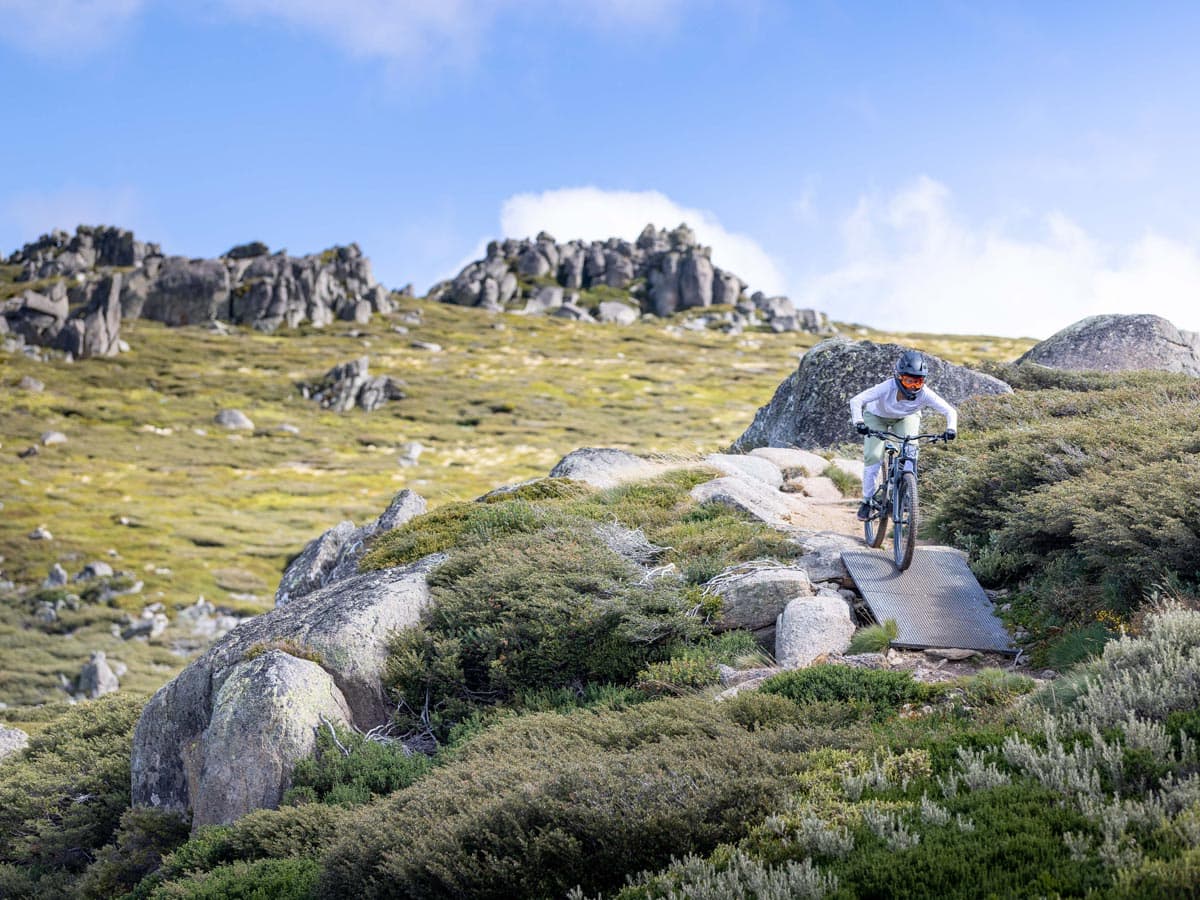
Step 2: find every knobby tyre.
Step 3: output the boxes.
[864,461,889,548]
[894,471,918,571]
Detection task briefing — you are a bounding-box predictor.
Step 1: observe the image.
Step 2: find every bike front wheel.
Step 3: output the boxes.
[893,471,918,571]
[864,486,887,548]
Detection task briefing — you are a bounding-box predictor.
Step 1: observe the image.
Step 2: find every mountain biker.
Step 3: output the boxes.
[849,350,958,521]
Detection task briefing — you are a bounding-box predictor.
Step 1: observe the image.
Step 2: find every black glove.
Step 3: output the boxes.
[943,429,957,441]
[855,422,869,435]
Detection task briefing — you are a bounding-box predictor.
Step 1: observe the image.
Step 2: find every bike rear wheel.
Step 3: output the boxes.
[893,471,918,571]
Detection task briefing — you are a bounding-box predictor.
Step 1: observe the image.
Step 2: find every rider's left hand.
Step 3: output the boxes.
[943,429,957,441]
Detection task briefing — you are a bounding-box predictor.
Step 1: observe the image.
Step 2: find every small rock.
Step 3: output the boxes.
[28,525,53,541]
[43,563,68,587]
[398,441,423,467]
[17,375,44,392]
[214,409,255,430]
[277,424,300,435]
[18,445,38,458]
[41,431,68,446]
[923,648,979,661]
[76,560,115,580]
[77,650,119,698]
[1039,669,1059,680]
[411,340,442,352]
[0,725,29,764]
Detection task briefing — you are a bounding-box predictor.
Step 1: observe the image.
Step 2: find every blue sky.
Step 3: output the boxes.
[3,1,1200,337]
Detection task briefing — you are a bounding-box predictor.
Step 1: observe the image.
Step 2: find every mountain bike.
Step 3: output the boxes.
[862,430,948,571]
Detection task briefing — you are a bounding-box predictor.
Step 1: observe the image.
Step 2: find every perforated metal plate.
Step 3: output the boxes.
[843,547,1015,654]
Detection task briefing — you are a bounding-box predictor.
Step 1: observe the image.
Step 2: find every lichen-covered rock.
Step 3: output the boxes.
[690,475,809,530]
[548,447,666,488]
[189,650,354,826]
[707,566,814,632]
[132,554,443,827]
[275,489,426,606]
[703,453,783,488]
[775,593,855,668]
[732,338,1012,451]
[1016,314,1200,376]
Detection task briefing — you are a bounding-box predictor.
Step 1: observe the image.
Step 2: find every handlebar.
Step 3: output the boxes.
[865,429,948,444]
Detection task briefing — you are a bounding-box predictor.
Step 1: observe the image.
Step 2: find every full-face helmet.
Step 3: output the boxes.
[894,350,929,400]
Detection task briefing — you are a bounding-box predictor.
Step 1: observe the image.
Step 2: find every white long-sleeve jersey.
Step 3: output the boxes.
[849,379,958,431]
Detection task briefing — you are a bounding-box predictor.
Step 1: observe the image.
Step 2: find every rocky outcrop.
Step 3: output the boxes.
[732,338,1013,451]
[1016,314,1200,376]
[2,226,399,356]
[429,224,832,332]
[7,225,159,280]
[275,489,426,606]
[300,357,406,412]
[131,553,442,827]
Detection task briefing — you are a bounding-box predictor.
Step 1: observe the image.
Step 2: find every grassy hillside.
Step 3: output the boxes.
[4,311,1200,897]
[0,297,1033,709]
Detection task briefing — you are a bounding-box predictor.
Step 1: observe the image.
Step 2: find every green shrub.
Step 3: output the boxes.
[827,783,1110,898]
[77,807,190,899]
[760,665,928,715]
[623,849,837,899]
[143,804,353,894]
[385,525,707,736]
[720,692,807,732]
[319,698,797,899]
[1036,605,1200,731]
[0,694,143,874]
[922,371,1200,634]
[1044,621,1112,669]
[847,619,897,654]
[360,498,545,569]
[148,857,319,899]
[636,657,720,695]
[284,725,431,806]
[953,668,1035,705]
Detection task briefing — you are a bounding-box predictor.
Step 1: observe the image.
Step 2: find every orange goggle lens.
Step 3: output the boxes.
[898,375,925,389]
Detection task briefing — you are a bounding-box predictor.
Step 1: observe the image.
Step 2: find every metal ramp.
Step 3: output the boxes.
[843,547,1015,654]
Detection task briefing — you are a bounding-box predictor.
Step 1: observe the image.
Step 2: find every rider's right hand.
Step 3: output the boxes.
[855,422,869,435]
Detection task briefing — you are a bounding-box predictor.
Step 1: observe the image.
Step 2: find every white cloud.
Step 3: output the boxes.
[0,0,714,62]
[2,186,147,251]
[218,0,707,65]
[499,186,787,295]
[798,177,1200,338]
[0,0,145,57]
[219,0,494,65]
